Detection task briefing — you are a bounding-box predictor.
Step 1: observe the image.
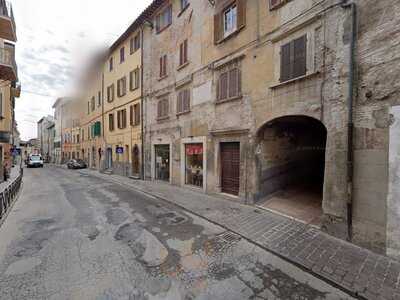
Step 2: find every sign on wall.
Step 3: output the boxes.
[116,147,124,154]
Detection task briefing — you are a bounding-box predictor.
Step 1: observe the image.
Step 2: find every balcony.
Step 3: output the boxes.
[0,1,16,42]
[0,45,16,81]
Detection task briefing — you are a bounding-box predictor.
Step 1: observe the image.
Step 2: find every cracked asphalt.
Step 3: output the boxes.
[0,166,355,300]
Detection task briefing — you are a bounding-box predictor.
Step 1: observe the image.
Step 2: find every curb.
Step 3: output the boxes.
[76,168,364,300]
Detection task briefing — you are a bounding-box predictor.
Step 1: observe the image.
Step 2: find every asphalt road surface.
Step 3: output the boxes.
[0,166,355,300]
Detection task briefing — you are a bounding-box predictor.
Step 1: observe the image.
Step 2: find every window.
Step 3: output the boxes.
[93,121,101,137]
[117,109,127,129]
[177,89,190,114]
[98,91,101,106]
[134,33,140,52]
[87,102,90,114]
[179,39,188,67]
[129,68,140,91]
[217,67,241,101]
[156,5,172,33]
[181,0,189,11]
[157,98,169,119]
[160,55,167,78]
[117,77,127,97]
[129,34,140,55]
[91,96,95,111]
[82,129,84,142]
[214,0,246,44]
[269,0,285,10]
[134,103,140,125]
[77,134,80,143]
[107,84,115,102]
[185,144,203,187]
[109,113,114,131]
[0,93,3,117]
[120,47,125,63]
[109,57,113,71]
[223,5,237,37]
[280,35,307,82]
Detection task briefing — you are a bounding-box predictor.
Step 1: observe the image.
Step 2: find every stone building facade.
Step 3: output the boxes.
[53,0,400,257]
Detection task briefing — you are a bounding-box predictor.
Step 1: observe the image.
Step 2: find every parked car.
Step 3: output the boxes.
[27,154,44,168]
[67,159,87,170]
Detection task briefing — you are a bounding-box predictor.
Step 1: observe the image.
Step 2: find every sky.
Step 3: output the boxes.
[13,0,153,141]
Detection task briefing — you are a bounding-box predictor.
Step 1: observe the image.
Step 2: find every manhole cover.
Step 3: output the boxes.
[205,231,242,254]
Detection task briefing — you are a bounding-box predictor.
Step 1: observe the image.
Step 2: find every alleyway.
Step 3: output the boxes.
[0,166,354,299]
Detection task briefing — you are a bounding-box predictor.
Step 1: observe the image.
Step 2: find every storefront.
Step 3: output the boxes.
[155,144,170,181]
[184,143,203,188]
[180,136,207,192]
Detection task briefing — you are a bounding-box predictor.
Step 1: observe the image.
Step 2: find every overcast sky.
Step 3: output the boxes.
[13,0,152,140]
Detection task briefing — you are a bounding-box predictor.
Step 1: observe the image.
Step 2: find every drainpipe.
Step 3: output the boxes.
[140,26,145,180]
[342,0,356,240]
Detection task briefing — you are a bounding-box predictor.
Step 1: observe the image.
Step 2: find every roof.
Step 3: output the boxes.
[109,0,165,53]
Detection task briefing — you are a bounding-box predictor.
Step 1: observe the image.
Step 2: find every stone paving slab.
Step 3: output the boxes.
[74,167,400,300]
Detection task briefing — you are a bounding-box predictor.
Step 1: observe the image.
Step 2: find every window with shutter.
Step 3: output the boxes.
[269,0,286,10]
[129,69,140,91]
[98,91,101,106]
[156,5,172,34]
[160,55,167,78]
[177,89,190,114]
[130,105,134,126]
[120,47,125,63]
[117,77,127,97]
[217,66,242,102]
[158,99,169,119]
[107,84,115,102]
[280,35,307,82]
[134,33,141,51]
[179,39,188,67]
[109,113,114,131]
[109,57,113,71]
[134,103,140,125]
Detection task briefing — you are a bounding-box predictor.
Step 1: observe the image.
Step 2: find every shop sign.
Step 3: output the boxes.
[186,144,203,155]
[116,147,124,154]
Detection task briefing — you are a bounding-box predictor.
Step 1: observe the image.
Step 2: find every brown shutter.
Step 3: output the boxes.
[160,56,163,77]
[179,43,183,66]
[163,55,167,76]
[214,13,222,44]
[280,43,291,82]
[220,72,228,100]
[237,0,246,29]
[130,105,133,125]
[229,68,239,98]
[157,101,161,118]
[294,35,307,78]
[184,39,188,63]
[184,89,190,111]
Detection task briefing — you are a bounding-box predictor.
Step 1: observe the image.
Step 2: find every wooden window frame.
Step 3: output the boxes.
[159,54,168,79]
[134,103,140,126]
[117,76,127,97]
[107,84,115,102]
[155,4,172,34]
[157,98,169,120]
[176,89,190,115]
[117,109,127,129]
[129,68,140,91]
[214,0,246,44]
[280,35,307,82]
[91,96,95,111]
[97,91,101,107]
[217,66,242,102]
[178,39,188,68]
[109,57,113,71]
[120,47,125,63]
[109,113,114,132]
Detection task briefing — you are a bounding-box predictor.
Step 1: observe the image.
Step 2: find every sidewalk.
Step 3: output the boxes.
[78,168,399,300]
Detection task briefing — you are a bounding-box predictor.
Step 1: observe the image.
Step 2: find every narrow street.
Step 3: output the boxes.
[0,166,354,300]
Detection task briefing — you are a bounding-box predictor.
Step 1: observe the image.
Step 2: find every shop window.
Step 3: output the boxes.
[185,144,203,188]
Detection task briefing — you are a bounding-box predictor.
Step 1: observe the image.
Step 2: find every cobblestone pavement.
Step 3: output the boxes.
[78,167,400,300]
[0,166,354,299]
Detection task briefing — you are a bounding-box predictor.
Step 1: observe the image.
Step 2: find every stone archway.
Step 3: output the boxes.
[256,115,327,225]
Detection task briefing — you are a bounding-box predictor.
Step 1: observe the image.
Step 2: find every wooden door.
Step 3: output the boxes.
[221,142,240,195]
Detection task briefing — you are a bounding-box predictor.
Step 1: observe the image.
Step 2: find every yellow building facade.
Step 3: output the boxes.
[103,26,143,177]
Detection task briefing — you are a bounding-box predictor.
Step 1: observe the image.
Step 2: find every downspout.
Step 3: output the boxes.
[140,26,145,180]
[341,0,356,240]
[101,71,105,170]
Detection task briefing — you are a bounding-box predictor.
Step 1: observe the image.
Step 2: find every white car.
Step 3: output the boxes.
[27,154,44,168]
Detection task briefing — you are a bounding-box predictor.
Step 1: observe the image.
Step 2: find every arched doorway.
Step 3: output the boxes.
[257,115,327,225]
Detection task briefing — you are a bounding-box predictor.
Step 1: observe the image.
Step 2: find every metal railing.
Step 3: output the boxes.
[0,0,16,32]
[0,169,22,224]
